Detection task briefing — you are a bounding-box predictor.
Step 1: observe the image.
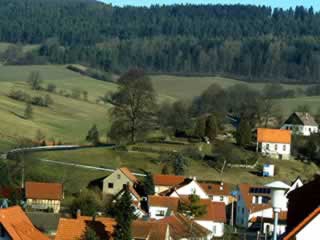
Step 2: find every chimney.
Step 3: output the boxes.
[76,209,81,219]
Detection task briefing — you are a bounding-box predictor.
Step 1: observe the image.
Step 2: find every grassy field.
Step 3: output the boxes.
[27,147,319,193]
[0,65,120,151]
[150,74,320,116]
[150,75,307,100]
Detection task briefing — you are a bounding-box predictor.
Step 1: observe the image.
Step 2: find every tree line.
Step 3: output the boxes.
[1,0,320,83]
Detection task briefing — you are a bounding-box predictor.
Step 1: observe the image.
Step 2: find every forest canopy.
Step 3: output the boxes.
[1,0,320,83]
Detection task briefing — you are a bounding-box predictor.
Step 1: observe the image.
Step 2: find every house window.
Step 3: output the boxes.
[275,144,278,151]
[108,183,114,189]
[213,225,217,234]
[117,174,121,179]
[283,145,286,151]
[220,196,224,202]
[266,144,270,150]
[156,210,165,216]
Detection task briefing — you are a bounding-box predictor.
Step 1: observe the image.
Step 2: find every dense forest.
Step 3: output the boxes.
[1,0,320,83]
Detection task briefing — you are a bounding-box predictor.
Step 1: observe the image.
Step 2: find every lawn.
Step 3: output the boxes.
[151,74,320,118]
[151,74,307,100]
[27,147,319,193]
[276,96,320,116]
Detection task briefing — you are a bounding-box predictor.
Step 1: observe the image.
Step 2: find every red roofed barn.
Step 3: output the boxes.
[25,181,63,213]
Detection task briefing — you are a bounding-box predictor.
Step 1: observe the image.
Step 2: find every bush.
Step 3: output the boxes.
[181,146,203,160]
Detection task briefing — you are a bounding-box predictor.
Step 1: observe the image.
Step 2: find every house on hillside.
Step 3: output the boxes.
[89,167,139,197]
[199,181,231,205]
[25,181,63,213]
[256,128,291,160]
[55,211,115,240]
[284,207,320,240]
[153,174,185,195]
[0,206,49,240]
[281,112,318,136]
[236,179,303,236]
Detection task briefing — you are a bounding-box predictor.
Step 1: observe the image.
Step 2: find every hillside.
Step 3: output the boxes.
[150,74,319,115]
[0,65,117,151]
[0,1,319,83]
[27,147,320,193]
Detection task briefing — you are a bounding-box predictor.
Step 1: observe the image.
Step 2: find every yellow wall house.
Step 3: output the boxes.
[25,181,63,213]
[103,168,139,196]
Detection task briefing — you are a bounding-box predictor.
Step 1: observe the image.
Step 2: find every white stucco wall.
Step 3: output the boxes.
[169,181,209,199]
[211,195,229,205]
[149,206,169,220]
[260,142,291,159]
[196,220,224,238]
[295,214,320,240]
[281,124,318,136]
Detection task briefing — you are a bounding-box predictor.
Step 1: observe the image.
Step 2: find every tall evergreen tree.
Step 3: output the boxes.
[113,186,136,240]
[24,103,33,119]
[86,124,100,146]
[236,119,252,147]
[143,172,155,196]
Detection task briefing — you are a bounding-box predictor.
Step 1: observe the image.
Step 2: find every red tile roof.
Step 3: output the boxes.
[25,181,63,200]
[179,197,226,223]
[0,206,49,240]
[148,196,180,211]
[132,220,169,240]
[238,183,272,214]
[158,212,210,239]
[153,174,185,186]
[119,168,138,183]
[257,128,291,144]
[284,207,320,240]
[199,182,230,196]
[55,216,116,240]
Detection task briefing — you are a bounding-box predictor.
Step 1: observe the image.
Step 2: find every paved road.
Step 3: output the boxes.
[39,158,147,177]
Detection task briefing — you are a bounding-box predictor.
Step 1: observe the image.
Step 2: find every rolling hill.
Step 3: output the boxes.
[0,65,118,151]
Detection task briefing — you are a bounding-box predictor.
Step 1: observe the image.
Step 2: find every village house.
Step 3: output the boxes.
[236,179,303,236]
[148,195,226,238]
[281,112,318,136]
[199,181,231,205]
[256,128,292,160]
[88,167,140,198]
[25,181,63,213]
[159,177,210,199]
[153,174,185,195]
[115,184,146,218]
[158,212,212,240]
[55,211,115,240]
[132,220,170,240]
[0,206,49,240]
[148,195,180,220]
